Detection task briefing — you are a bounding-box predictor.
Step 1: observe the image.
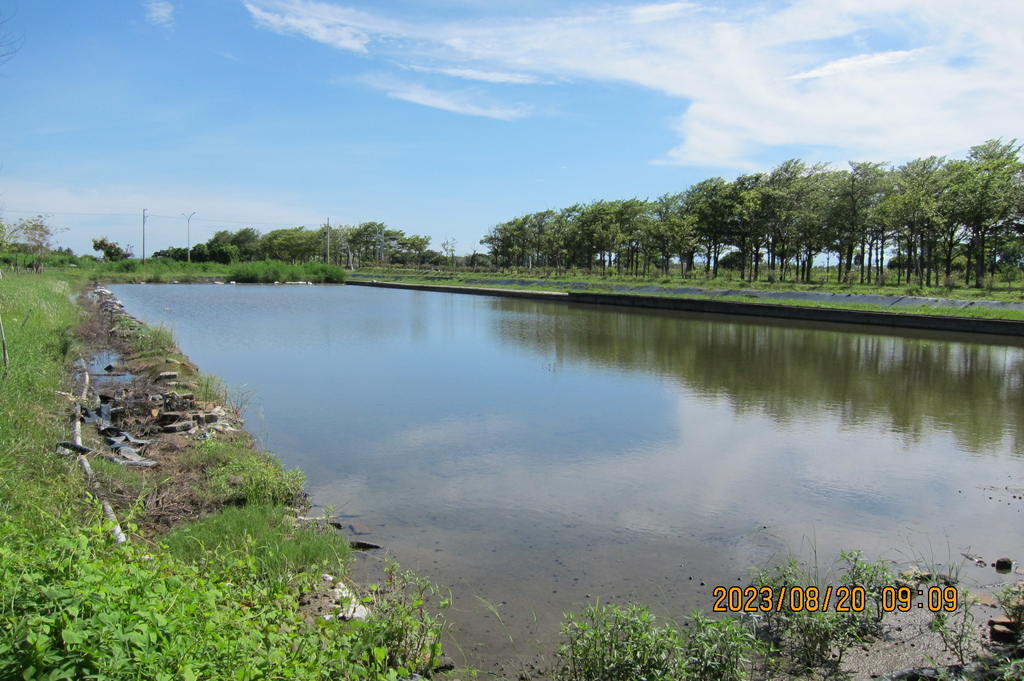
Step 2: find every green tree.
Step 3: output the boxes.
[828,161,889,283]
[91,237,132,261]
[12,216,59,273]
[686,177,734,278]
[880,156,950,285]
[945,139,1024,287]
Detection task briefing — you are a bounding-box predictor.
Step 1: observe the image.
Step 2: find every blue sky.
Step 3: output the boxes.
[1,0,1021,257]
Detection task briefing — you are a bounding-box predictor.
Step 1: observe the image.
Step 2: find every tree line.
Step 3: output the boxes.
[480,140,1024,288]
[152,222,446,267]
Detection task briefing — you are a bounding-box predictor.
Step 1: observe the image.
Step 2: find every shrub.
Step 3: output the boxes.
[555,602,683,681]
[682,609,760,681]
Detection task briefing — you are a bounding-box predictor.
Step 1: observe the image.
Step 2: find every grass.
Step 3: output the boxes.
[0,270,448,679]
[72,257,349,284]
[192,439,306,506]
[161,504,352,587]
[0,274,91,532]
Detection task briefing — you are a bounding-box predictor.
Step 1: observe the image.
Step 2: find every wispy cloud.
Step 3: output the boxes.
[244,1,402,52]
[407,65,539,85]
[145,0,175,29]
[788,50,921,80]
[363,74,531,120]
[244,0,1024,168]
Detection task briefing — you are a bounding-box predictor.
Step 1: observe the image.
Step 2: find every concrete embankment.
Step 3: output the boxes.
[346,279,568,301]
[346,279,1024,337]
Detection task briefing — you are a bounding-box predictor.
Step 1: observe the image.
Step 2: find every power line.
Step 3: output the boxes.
[2,208,322,227]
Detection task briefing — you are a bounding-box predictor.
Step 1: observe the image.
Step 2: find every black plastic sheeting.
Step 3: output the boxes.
[607,285,1024,312]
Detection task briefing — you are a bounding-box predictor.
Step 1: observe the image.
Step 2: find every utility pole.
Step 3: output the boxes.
[142,209,147,264]
[182,212,196,263]
[325,217,330,266]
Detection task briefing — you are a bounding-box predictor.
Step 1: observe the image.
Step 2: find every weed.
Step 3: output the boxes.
[161,504,351,589]
[682,609,761,681]
[555,601,683,681]
[930,589,979,664]
[129,322,177,358]
[197,439,305,506]
[0,518,431,679]
[838,549,893,634]
[350,559,450,677]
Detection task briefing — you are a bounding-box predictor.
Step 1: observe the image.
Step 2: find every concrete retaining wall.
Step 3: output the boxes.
[568,292,1024,336]
[345,280,1024,337]
[345,279,567,301]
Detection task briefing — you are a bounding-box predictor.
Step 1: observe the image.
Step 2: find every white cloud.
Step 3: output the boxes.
[244,0,1024,168]
[363,74,531,120]
[628,1,695,24]
[407,64,539,85]
[145,0,175,29]
[788,50,921,80]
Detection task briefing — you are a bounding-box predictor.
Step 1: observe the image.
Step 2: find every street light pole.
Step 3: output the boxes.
[181,212,195,263]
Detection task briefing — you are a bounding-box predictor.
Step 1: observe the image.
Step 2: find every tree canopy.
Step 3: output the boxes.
[479,140,1024,287]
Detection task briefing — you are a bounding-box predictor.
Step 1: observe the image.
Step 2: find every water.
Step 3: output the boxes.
[110,283,1024,669]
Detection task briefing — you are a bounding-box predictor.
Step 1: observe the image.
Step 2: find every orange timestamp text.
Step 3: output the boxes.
[711,585,959,613]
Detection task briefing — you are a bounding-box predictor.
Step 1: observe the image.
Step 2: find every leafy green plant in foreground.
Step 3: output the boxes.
[0,517,446,680]
[681,609,762,681]
[555,602,683,681]
[554,601,762,681]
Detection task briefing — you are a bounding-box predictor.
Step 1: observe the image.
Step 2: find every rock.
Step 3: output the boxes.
[975,592,998,608]
[162,420,195,433]
[995,557,1013,572]
[330,584,370,620]
[899,567,932,584]
[156,371,179,380]
[989,617,1019,643]
[349,522,371,535]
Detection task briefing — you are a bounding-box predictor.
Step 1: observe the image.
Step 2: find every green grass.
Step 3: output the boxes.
[191,439,306,506]
[0,274,90,532]
[64,257,349,284]
[0,271,448,679]
[161,504,351,587]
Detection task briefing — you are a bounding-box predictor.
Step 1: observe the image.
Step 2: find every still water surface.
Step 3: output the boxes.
[110,284,1024,668]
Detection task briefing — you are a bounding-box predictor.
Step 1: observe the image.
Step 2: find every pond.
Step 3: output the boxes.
[109,283,1024,670]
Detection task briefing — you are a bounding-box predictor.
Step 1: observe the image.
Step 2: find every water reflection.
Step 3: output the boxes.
[489,298,1024,454]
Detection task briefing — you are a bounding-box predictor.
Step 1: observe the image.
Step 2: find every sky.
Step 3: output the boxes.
[0,0,1021,258]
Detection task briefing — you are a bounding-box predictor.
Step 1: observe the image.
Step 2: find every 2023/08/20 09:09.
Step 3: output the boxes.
[711,585,959,613]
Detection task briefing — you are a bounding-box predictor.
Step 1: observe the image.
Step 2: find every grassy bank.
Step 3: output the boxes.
[71,258,348,284]
[352,267,1024,321]
[355,266,1024,301]
[0,271,447,680]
